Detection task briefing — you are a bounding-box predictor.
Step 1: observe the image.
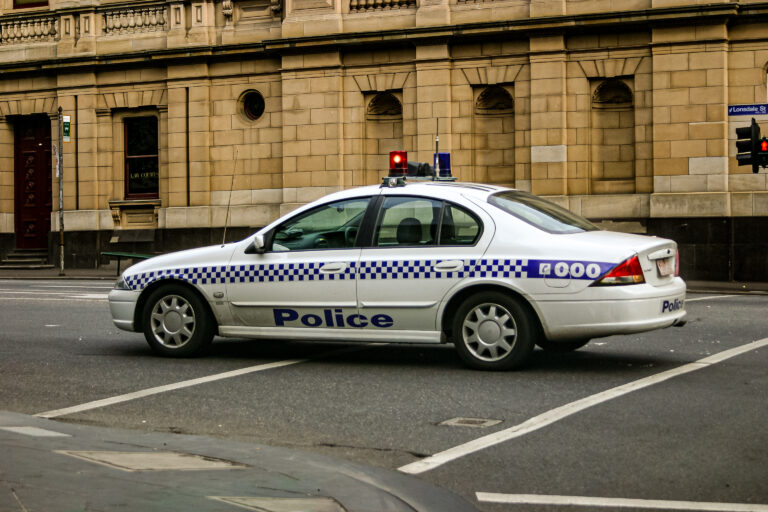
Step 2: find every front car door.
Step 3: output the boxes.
[357,193,493,341]
[223,196,372,339]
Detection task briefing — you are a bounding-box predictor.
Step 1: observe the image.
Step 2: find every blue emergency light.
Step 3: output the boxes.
[433,152,451,178]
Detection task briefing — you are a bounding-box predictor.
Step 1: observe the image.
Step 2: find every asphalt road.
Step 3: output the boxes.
[1,278,767,511]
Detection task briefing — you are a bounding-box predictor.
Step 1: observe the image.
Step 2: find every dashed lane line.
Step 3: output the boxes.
[475,493,768,511]
[398,337,768,475]
[686,295,736,302]
[35,345,371,419]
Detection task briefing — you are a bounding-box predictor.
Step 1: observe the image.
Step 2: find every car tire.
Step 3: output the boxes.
[452,292,535,370]
[536,338,590,352]
[142,284,215,357]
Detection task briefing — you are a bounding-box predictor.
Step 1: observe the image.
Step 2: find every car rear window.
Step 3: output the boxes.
[488,191,597,234]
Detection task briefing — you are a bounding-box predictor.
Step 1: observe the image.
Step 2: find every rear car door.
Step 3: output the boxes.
[356,194,493,337]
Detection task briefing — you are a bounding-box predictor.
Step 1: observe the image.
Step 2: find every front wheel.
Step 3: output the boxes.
[452,292,535,370]
[142,284,215,357]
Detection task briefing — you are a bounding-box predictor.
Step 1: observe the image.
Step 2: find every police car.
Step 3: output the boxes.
[108,172,686,370]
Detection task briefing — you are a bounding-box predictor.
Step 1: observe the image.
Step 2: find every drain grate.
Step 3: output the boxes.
[439,417,502,428]
[56,450,248,472]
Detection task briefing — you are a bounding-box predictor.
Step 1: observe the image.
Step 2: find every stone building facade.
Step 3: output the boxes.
[1,0,767,280]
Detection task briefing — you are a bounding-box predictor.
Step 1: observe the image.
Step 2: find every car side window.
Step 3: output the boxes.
[374,196,442,247]
[271,197,370,252]
[440,203,481,246]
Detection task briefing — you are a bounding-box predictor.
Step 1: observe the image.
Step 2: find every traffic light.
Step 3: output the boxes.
[389,151,407,176]
[736,118,761,173]
[759,138,768,169]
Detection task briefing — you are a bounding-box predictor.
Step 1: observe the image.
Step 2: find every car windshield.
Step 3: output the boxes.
[488,190,598,234]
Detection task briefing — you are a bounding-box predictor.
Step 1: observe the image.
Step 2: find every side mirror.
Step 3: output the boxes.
[245,234,266,254]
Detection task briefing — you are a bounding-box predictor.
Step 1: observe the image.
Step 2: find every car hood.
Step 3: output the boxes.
[123,243,238,277]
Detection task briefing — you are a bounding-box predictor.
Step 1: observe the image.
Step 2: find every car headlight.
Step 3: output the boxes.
[114,276,131,290]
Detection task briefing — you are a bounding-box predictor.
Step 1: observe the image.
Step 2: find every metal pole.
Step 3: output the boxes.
[57,106,64,276]
[434,118,439,177]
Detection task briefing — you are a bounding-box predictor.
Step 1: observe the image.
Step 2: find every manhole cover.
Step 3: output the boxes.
[439,417,502,428]
[56,450,248,472]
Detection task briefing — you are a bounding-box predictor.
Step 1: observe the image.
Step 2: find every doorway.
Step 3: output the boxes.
[14,114,52,249]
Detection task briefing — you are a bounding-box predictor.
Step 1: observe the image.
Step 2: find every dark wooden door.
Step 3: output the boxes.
[14,115,52,249]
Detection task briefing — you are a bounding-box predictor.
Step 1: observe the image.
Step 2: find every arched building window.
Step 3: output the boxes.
[591,79,635,194]
[364,91,403,183]
[366,92,402,119]
[473,85,514,186]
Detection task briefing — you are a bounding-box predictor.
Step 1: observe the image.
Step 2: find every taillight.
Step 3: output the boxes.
[675,250,680,276]
[592,255,645,286]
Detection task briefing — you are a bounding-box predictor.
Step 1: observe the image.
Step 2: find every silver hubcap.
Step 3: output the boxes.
[461,302,517,362]
[150,294,196,348]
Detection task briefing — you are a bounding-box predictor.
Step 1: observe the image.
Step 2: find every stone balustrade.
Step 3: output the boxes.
[349,0,416,13]
[0,14,58,45]
[102,5,167,36]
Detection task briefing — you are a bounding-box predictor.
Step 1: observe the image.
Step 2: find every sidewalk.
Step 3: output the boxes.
[0,264,120,280]
[0,410,477,512]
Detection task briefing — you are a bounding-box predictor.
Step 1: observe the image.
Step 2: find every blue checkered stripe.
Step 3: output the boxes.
[357,259,528,280]
[471,259,529,278]
[124,257,610,291]
[358,260,442,280]
[126,262,357,291]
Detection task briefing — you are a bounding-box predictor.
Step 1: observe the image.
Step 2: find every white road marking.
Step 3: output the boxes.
[0,297,104,303]
[0,426,71,437]
[35,359,310,419]
[686,295,736,302]
[476,493,768,511]
[71,293,109,300]
[36,345,371,419]
[38,285,114,289]
[399,337,768,475]
[0,290,81,296]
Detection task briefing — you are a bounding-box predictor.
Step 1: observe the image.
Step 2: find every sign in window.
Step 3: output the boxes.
[124,116,159,199]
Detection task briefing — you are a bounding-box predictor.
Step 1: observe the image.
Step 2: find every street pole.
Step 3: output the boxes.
[57,106,64,276]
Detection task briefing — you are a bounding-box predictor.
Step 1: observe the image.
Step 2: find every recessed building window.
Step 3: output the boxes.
[13,0,47,8]
[242,90,266,121]
[124,116,159,199]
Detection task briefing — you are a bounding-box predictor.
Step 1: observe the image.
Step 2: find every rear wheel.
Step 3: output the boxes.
[142,284,215,357]
[452,292,535,370]
[536,338,590,352]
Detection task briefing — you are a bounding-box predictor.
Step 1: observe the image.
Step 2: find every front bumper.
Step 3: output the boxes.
[108,288,140,332]
[534,280,687,340]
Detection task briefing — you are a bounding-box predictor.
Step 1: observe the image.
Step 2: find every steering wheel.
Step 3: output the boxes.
[343,227,358,246]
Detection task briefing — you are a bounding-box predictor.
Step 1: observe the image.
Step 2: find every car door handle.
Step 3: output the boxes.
[433,260,464,273]
[320,262,347,273]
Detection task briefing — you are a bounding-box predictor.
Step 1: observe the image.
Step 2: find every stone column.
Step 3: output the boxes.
[280,51,343,214]
[650,23,730,218]
[529,35,567,196]
[0,115,13,235]
[414,43,453,172]
[166,84,189,209]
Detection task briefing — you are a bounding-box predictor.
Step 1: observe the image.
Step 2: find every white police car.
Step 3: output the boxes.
[108,178,686,370]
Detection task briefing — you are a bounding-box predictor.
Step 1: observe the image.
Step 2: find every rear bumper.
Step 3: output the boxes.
[108,289,140,332]
[535,280,687,340]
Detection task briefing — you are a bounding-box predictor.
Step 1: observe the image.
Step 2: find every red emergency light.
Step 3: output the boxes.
[389,151,407,176]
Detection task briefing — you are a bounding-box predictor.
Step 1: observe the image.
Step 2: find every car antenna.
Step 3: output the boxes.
[433,118,439,178]
[222,146,239,246]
